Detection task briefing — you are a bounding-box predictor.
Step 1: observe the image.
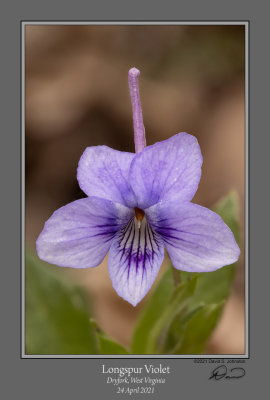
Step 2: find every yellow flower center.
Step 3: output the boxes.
[135,207,145,222]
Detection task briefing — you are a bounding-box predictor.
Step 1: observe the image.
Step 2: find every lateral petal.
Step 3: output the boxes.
[108,217,164,306]
[36,197,133,268]
[129,133,203,209]
[146,201,240,272]
[77,146,136,207]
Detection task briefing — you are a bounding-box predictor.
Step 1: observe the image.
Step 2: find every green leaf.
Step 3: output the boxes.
[132,191,241,355]
[131,268,175,354]
[89,318,129,354]
[172,302,225,354]
[214,190,240,243]
[186,191,240,308]
[146,276,198,354]
[131,271,197,354]
[164,191,241,354]
[162,305,204,354]
[99,336,129,354]
[25,252,100,355]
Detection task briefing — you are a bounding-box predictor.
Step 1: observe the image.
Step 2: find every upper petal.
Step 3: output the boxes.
[108,217,164,306]
[129,133,203,209]
[146,201,240,272]
[77,146,136,207]
[36,196,133,268]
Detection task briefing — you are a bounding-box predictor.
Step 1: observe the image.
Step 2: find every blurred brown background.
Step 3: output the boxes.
[25,24,245,354]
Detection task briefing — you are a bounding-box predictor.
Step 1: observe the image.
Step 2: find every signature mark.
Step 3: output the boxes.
[209,365,246,380]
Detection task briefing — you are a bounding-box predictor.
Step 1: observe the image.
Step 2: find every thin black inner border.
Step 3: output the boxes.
[21,20,250,359]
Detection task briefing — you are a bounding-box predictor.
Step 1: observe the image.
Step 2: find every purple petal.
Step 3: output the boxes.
[146,201,240,272]
[108,217,164,306]
[129,133,203,209]
[77,146,136,207]
[36,197,133,268]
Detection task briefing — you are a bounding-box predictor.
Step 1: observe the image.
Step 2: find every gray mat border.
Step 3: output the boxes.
[1,0,268,395]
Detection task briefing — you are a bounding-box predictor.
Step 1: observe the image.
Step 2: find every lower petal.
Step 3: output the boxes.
[36,197,133,268]
[108,217,164,306]
[146,201,240,272]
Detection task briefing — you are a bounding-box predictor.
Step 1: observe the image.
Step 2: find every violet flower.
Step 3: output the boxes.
[36,67,240,306]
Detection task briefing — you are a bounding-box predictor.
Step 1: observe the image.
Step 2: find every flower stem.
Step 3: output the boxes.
[128,67,146,153]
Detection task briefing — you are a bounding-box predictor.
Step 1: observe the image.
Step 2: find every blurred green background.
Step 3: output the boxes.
[25,24,245,354]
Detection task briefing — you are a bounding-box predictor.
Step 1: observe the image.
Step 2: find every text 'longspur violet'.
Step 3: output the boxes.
[36,67,240,306]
